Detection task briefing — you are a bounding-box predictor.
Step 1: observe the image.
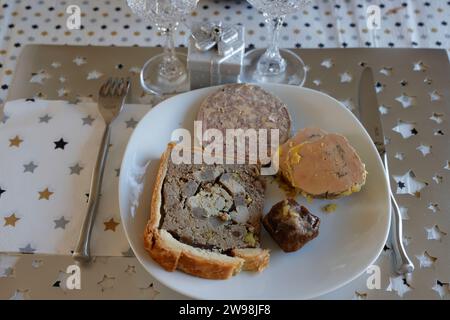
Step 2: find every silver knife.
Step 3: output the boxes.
[358,67,414,275]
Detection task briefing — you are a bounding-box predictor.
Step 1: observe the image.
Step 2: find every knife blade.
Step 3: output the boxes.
[358,67,386,156]
[358,67,414,275]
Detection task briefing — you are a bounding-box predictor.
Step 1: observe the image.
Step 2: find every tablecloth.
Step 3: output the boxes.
[1,0,450,106]
[1,0,450,300]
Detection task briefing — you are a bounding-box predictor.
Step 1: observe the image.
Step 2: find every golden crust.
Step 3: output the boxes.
[232,248,270,272]
[145,228,180,272]
[177,248,241,280]
[144,142,270,280]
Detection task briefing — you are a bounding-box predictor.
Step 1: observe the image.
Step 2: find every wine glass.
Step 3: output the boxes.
[240,0,310,86]
[127,0,199,95]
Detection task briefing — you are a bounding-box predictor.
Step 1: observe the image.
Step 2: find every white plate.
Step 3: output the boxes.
[119,84,391,300]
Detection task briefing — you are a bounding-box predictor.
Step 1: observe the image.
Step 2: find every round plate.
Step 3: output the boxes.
[119,84,391,300]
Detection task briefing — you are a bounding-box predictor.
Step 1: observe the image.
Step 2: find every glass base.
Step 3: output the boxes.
[240,48,307,86]
[140,52,189,96]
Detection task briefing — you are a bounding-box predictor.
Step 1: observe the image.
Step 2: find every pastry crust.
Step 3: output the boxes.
[231,248,270,272]
[143,142,270,280]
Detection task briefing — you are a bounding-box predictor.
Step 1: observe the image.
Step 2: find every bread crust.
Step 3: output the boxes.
[144,143,269,279]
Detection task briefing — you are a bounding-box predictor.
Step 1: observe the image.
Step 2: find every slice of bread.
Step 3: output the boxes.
[144,143,270,280]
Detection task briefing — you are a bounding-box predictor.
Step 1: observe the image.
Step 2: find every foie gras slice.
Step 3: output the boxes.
[278,127,327,176]
[280,130,367,198]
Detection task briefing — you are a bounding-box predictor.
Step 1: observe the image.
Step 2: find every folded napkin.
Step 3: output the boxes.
[0,99,151,256]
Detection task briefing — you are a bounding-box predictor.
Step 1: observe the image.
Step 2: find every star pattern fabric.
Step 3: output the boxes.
[121,247,134,257]
[38,188,53,200]
[9,135,23,147]
[18,244,36,254]
[4,213,20,227]
[82,115,95,126]
[54,138,68,150]
[393,170,427,196]
[413,61,428,72]
[125,118,138,129]
[69,163,84,175]
[39,114,52,123]
[0,99,150,255]
[53,216,69,230]
[104,218,119,232]
[23,161,38,173]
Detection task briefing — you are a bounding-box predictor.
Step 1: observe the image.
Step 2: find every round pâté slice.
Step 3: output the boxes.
[280,128,367,198]
[196,84,292,161]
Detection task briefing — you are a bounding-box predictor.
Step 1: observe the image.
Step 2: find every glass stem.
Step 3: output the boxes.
[266,16,283,59]
[162,27,176,64]
[158,25,185,81]
[256,15,286,76]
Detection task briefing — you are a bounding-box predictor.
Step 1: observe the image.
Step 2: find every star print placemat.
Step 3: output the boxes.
[0,99,150,256]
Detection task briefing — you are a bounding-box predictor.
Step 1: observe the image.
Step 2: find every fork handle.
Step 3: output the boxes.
[73,125,111,263]
[383,153,414,275]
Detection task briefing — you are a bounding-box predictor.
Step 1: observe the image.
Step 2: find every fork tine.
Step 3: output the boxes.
[107,77,116,95]
[113,78,126,96]
[99,80,107,96]
[108,78,118,96]
[117,78,124,95]
[99,77,130,98]
[114,78,124,96]
[119,78,130,96]
[100,77,114,96]
[124,77,131,94]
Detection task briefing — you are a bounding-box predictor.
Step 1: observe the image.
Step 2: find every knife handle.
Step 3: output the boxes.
[390,192,415,274]
[383,153,415,274]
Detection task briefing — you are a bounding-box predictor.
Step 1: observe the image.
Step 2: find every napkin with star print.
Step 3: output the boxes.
[0,99,151,256]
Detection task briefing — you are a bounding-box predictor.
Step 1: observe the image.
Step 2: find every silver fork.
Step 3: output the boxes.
[73,77,130,263]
